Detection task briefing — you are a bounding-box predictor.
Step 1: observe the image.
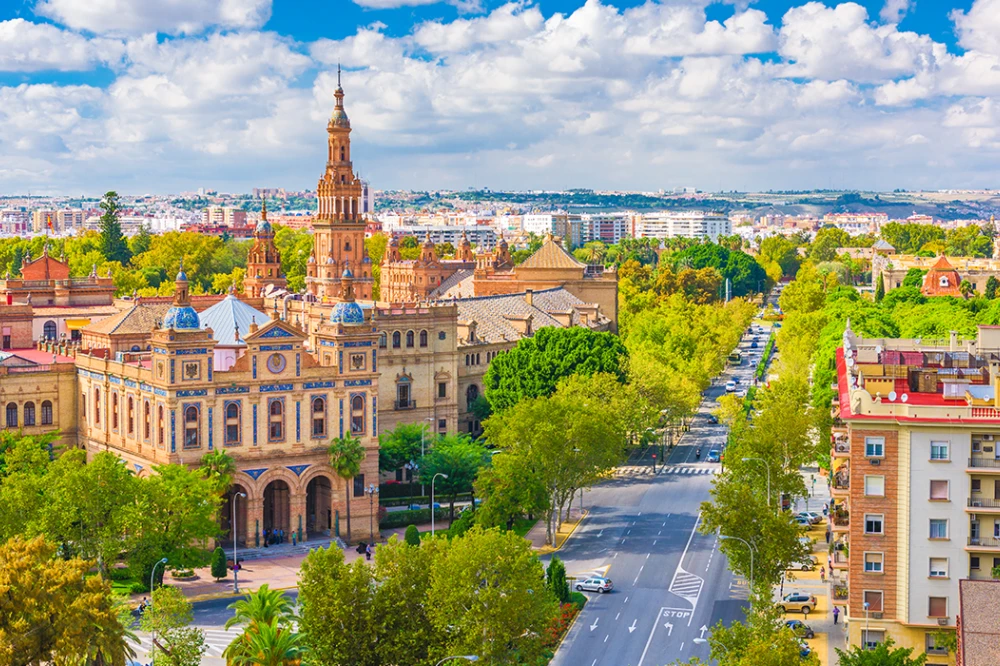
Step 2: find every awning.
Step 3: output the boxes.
[64,318,92,330]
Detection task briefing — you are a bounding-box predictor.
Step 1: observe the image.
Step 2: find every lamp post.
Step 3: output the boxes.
[864,601,870,649]
[149,557,168,665]
[420,416,435,497]
[435,656,479,666]
[404,460,418,507]
[364,483,379,544]
[720,535,754,608]
[431,472,448,537]
[232,491,246,594]
[742,457,772,509]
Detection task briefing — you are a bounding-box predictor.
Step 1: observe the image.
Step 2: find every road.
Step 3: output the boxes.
[551,320,773,666]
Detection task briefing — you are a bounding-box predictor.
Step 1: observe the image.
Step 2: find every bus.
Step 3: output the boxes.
[727,350,743,366]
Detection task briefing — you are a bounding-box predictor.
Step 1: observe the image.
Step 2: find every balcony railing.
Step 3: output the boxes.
[833,441,850,455]
[967,498,1000,509]
[969,458,1000,469]
[832,477,850,490]
[394,399,416,411]
[832,513,850,526]
[968,536,1000,548]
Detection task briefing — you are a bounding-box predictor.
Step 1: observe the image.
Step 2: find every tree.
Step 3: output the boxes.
[475,450,547,531]
[483,326,628,413]
[227,618,303,666]
[678,604,819,666]
[902,268,926,288]
[211,547,228,581]
[420,434,488,520]
[129,223,153,256]
[99,191,132,265]
[809,227,849,262]
[378,422,425,474]
[546,556,570,603]
[404,524,421,546]
[757,236,800,277]
[835,637,927,666]
[224,584,298,665]
[199,449,236,498]
[0,536,132,666]
[328,435,365,542]
[960,279,975,298]
[139,586,206,666]
[986,275,999,299]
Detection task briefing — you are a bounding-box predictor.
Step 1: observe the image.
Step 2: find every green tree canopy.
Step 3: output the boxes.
[902,267,926,288]
[99,191,132,265]
[835,637,927,666]
[419,434,488,520]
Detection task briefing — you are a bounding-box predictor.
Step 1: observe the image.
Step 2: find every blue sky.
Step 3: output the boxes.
[0,0,998,195]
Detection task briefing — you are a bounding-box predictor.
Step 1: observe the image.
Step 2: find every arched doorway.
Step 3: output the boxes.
[306,476,333,537]
[263,480,291,536]
[220,484,249,547]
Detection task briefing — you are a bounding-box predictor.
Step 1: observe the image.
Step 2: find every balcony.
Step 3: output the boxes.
[394,399,417,411]
[831,476,850,498]
[968,457,1000,473]
[967,497,1000,513]
[832,548,850,570]
[832,436,850,459]
[967,536,1000,550]
[832,510,850,532]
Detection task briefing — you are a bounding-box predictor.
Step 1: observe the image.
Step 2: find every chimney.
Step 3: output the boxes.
[950,330,959,351]
[524,289,533,306]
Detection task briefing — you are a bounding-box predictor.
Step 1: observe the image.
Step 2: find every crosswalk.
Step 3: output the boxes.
[130,628,239,659]
[659,466,719,476]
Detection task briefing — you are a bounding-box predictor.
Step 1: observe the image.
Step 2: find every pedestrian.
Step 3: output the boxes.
[292,532,297,546]
[820,567,826,582]
[279,528,284,544]
[263,529,269,547]
[365,543,372,561]
[825,529,831,544]
[823,502,829,517]
[832,606,840,625]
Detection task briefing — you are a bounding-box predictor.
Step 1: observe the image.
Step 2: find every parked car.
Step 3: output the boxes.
[785,620,815,639]
[779,593,817,615]
[736,389,747,398]
[750,341,758,348]
[725,381,737,392]
[705,413,719,424]
[797,511,822,524]
[706,449,721,463]
[575,577,614,593]
[798,640,812,658]
[794,515,812,528]
[787,555,817,571]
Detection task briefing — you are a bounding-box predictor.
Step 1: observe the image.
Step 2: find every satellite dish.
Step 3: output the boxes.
[901,394,908,402]
[846,358,855,367]
[888,391,897,401]
[915,338,921,345]
[875,345,883,354]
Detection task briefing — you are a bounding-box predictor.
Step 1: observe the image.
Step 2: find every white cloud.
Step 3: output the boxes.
[35,0,272,35]
[880,0,911,24]
[0,19,124,72]
[952,0,1000,56]
[352,0,483,11]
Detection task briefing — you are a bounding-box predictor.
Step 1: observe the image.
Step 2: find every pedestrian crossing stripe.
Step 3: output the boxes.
[659,466,718,475]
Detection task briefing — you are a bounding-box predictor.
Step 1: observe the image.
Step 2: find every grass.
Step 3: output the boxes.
[568,591,587,609]
[512,518,538,538]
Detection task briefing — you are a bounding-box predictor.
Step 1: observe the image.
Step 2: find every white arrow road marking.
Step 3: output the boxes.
[699,625,708,638]
[664,622,673,636]
[628,619,638,633]
[693,638,707,644]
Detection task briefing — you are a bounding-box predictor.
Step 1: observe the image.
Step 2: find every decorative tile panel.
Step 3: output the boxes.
[260,344,294,351]
[216,386,250,395]
[303,381,336,389]
[176,389,208,397]
[244,468,268,480]
[259,384,294,393]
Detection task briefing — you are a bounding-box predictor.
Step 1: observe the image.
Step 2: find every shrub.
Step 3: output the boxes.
[448,507,476,539]
[546,557,570,603]
[542,603,580,650]
[379,507,449,529]
[404,525,421,547]
[210,546,227,581]
[130,581,150,595]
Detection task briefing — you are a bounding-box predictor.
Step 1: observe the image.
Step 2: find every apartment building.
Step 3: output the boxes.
[632,211,731,242]
[522,213,584,248]
[581,213,629,244]
[388,224,496,248]
[832,322,1000,663]
[202,206,248,227]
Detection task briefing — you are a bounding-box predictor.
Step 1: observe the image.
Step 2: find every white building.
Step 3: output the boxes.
[581,213,630,244]
[389,225,496,248]
[633,211,732,242]
[522,213,584,248]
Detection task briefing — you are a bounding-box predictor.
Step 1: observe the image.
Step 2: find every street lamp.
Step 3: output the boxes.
[742,457,772,509]
[720,535,754,608]
[149,557,168,665]
[232,491,246,594]
[435,656,479,666]
[404,460,418,507]
[420,416,435,496]
[863,601,870,649]
[364,483,379,544]
[431,472,448,537]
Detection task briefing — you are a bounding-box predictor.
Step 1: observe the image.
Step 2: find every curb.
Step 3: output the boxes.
[185,584,298,604]
[549,597,587,659]
[536,509,589,554]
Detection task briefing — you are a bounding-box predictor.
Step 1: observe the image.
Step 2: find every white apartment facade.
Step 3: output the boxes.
[581,213,630,244]
[633,211,732,242]
[522,213,584,248]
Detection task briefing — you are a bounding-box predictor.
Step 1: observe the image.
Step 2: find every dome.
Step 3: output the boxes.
[342,265,354,278]
[330,107,350,129]
[176,267,189,282]
[162,305,200,330]
[330,301,364,325]
[256,219,272,233]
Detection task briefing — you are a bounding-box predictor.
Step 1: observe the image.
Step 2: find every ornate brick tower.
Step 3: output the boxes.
[244,200,286,298]
[306,67,374,301]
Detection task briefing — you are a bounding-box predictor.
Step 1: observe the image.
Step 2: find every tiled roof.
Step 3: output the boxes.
[930,255,956,271]
[872,239,894,251]
[516,236,586,270]
[431,269,475,299]
[455,287,605,344]
[199,294,269,345]
[84,303,170,335]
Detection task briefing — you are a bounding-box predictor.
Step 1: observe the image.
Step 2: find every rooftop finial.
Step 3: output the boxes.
[261,197,267,220]
[338,62,341,88]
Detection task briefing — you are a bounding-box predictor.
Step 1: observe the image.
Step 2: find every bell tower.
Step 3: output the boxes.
[308,66,373,301]
[245,199,286,298]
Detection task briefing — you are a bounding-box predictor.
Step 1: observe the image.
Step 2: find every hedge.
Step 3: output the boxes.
[380,493,473,508]
[379,507,449,529]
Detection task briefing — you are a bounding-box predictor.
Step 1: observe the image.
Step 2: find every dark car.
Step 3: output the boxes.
[705,413,719,424]
[706,449,721,463]
[785,620,815,639]
[750,341,758,348]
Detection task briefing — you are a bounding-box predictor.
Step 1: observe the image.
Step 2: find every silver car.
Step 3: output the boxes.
[575,577,614,593]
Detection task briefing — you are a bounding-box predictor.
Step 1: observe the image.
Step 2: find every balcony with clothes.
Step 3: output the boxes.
[832,432,850,458]
[831,465,850,498]
[831,537,850,571]
[831,505,850,533]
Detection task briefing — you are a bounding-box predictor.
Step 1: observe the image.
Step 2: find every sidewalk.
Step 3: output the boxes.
[525,506,586,554]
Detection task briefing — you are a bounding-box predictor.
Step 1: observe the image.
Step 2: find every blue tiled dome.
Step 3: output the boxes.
[330,301,364,325]
[256,219,272,233]
[163,305,200,330]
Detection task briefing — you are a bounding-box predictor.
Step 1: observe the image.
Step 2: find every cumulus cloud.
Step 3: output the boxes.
[352,0,483,11]
[35,0,272,35]
[0,19,124,72]
[880,0,911,24]
[952,0,1000,56]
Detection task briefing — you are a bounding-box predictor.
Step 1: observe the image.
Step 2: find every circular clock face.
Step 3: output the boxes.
[267,353,286,374]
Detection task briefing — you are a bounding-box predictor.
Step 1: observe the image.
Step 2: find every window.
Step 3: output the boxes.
[438,331,446,340]
[929,558,948,578]
[143,402,151,440]
[22,402,34,427]
[268,399,284,442]
[930,441,950,461]
[41,401,52,426]
[972,478,982,493]
[926,633,949,656]
[127,396,135,436]
[5,402,16,428]
[43,320,56,340]
[112,393,119,430]
[350,394,365,434]
[379,332,387,349]
[184,405,200,449]
[864,476,885,497]
[862,630,885,650]
[863,590,884,612]
[438,418,447,432]
[158,406,164,446]
[929,519,948,539]
[406,330,414,348]
[970,556,981,570]
[311,397,326,438]
[419,330,428,347]
[392,331,401,348]
[438,382,447,399]
[865,437,885,457]
[94,388,100,425]
[396,380,411,409]
[930,480,949,500]
[864,514,884,534]
[225,402,241,446]
[864,552,883,573]
[354,474,365,498]
[928,596,948,618]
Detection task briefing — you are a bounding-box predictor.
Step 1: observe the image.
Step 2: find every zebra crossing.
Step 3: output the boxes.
[130,628,239,659]
[659,465,719,476]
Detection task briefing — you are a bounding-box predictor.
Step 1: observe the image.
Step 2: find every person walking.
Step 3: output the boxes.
[820,566,826,582]
[365,543,372,561]
[832,606,840,625]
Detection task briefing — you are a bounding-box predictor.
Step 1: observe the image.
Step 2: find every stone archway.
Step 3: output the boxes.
[263,479,291,538]
[220,484,250,547]
[306,476,333,537]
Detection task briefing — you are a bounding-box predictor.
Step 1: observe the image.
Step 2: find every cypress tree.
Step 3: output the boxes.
[99,191,132,265]
[210,546,227,581]
[875,272,885,302]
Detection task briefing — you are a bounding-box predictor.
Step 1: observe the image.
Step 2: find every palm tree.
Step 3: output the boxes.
[224,585,297,664]
[328,435,365,543]
[226,618,303,666]
[199,449,236,497]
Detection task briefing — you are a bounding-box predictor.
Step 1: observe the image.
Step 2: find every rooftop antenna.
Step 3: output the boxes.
[337,62,342,88]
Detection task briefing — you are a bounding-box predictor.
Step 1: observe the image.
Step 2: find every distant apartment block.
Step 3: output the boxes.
[581,213,630,244]
[522,213,584,248]
[252,187,286,198]
[202,206,248,227]
[0,210,30,235]
[823,212,889,235]
[31,209,84,233]
[633,211,731,242]
[390,225,496,248]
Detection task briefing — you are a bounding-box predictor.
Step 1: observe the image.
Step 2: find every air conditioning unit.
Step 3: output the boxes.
[870,458,881,466]
[972,500,983,507]
[871,612,883,619]
[937,617,949,626]
[983,435,994,441]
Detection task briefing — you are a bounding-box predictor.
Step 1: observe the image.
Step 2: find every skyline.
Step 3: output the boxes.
[0,0,998,195]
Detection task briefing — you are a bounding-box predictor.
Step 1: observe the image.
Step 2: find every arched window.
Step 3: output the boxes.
[268,399,284,442]
[345,241,351,251]
[94,388,101,425]
[340,146,346,161]
[312,397,326,438]
[158,406,165,447]
[379,332,387,349]
[419,330,428,348]
[130,345,141,352]
[392,331,401,349]
[184,405,200,449]
[350,394,365,434]
[466,384,480,412]
[5,402,17,428]
[127,397,135,436]
[43,321,56,340]
[406,331,414,348]
[23,402,34,427]
[112,393,119,430]
[225,402,241,446]
[143,401,151,440]
[41,401,53,426]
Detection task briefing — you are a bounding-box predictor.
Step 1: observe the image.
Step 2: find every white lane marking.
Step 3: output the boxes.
[604,635,609,643]
[628,619,638,633]
[616,612,621,620]
[624,596,629,604]
[653,539,657,546]
[658,530,662,536]
[638,512,642,517]
[646,553,650,559]
[626,529,631,535]
[680,642,685,652]
[614,552,618,558]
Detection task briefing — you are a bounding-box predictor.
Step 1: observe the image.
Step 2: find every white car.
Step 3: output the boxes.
[725,381,737,392]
